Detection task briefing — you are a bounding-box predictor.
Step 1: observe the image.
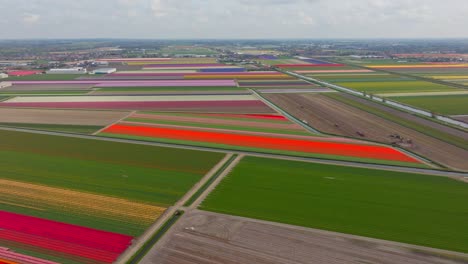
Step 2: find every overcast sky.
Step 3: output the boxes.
[1,0,467,39]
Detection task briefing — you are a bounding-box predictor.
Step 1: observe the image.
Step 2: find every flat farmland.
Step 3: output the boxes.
[122,112,313,136]
[200,157,468,253]
[143,210,467,264]
[99,120,426,167]
[0,108,129,134]
[335,80,461,94]
[389,94,468,115]
[0,108,129,126]
[0,129,223,263]
[4,74,87,81]
[0,94,275,113]
[264,93,468,170]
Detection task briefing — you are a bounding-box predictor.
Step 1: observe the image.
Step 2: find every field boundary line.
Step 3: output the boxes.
[92,110,136,135]
[184,154,238,207]
[191,154,244,208]
[177,153,233,207]
[250,89,322,135]
[124,210,184,264]
[116,154,232,264]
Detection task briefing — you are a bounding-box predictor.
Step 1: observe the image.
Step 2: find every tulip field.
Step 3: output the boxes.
[99,115,425,167]
[0,129,223,263]
[1,55,463,263]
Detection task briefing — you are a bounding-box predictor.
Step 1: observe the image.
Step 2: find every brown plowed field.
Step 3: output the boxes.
[265,93,468,171]
[141,210,466,264]
[0,108,130,126]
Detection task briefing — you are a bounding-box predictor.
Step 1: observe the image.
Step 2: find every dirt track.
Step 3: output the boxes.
[265,93,468,171]
[0,108,130,126]
[141,210,468,264]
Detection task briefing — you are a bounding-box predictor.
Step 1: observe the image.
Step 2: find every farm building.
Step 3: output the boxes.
[0,73,8,79]
[91,68,117,74]
[46,67,87,74]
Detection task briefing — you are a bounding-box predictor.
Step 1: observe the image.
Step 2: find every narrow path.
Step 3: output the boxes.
[190,154,244,209]
[116,153,233,264]
[92,110,135,135]
[250,89,322,135]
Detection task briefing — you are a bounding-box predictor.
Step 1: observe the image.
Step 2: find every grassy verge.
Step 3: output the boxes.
[184,154,239,207]
[126,210,184,264]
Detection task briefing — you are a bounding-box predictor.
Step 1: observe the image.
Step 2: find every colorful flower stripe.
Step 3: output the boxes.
[199,113,287,121]
[103,124,421,163]
[367,64,468,69]
[276,64,346,68]
[142,63,225,67]
[299,58,333,64]
[0,211,132,253]
[3,95,257,103]
[110,71,284,77]
[0,211,132,263]
[10,80,237,87]
[0,230,117,263]
[198,68,246,72]
[0,248,59,264]
[6,71,42,76]
[0,259,17,264]
[0,101,268,111]
[295,69,374,73]
[97,58,172,62]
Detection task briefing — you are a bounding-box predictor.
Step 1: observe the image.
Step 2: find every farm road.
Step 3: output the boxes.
[116,153,235,264]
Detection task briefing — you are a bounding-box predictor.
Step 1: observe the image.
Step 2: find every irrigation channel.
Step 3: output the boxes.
[282,70,468,129]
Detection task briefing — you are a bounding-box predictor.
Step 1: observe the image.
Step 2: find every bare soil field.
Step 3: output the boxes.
[141,210,468,264]
[2,84,95,91]
[265,93,468,171]
[0,108,130,125]
[337,93,468,141]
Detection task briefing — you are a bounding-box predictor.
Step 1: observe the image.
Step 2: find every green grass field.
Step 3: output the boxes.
[335,81,460,94]
[0,129,223,235]
[201,157,468,253]
[390,94,468,115]
[0,123,102,134]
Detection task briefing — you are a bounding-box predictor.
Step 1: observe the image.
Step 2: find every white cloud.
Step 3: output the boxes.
[22,13,40,25]
[0,0,467,38]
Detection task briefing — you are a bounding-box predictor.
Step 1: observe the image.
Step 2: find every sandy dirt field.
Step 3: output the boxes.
[0,108,130,126]
[141,210,467,264]
[264,93,468,171]
[2,84,95,91]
